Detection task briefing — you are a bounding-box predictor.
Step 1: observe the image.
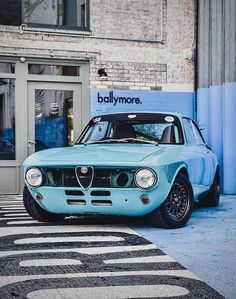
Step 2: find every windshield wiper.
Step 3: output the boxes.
[118,138,158,145]
[85,139,123,145]
[85,138,158,145]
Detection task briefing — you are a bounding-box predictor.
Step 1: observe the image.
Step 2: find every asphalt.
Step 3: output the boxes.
[0,194,232,298]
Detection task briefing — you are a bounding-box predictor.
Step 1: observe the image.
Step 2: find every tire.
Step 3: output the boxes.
[23,186,65,222]
[199,170,220,207]
[147,173,194,229]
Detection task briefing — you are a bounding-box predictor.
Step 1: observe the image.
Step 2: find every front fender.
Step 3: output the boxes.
[166,162,188,186]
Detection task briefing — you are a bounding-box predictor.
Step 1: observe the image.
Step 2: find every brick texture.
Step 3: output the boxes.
[0,0,196,91]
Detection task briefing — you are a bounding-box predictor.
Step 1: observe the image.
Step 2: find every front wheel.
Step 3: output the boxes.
[147,173,194,229]
[23,186,65,222]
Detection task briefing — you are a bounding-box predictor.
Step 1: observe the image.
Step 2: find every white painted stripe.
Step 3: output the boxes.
[20,259,82,267]
[0,200,23,205]
[7,220,39,225]
[0,217,31,221]
[0,224,137,238]
[0,244,157,258]
[15,236,125,244]
[104,255,176,264]
[0,270,199,288]
[0,202,24,208]
[1,207,25,210]
[27,285,189,299]
[0,205,24,212]
[3,213,29,216]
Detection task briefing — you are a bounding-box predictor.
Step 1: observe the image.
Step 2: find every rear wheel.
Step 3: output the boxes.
[23,186,65,222]
[199,170,220,207]
[147,173,194,228]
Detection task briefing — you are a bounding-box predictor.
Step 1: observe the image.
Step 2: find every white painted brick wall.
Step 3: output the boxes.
[0,0,196,91]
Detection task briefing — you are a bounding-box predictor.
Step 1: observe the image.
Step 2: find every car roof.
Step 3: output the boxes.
[92,111,188,119]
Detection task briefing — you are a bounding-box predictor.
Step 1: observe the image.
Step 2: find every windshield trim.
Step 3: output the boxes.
[76,113,184,145]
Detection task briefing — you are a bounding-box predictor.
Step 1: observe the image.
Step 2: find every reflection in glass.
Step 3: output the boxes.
[0,79,15,160]
[35,89,73,152]
[0,0,21,26]
[23,0,88,28]
[0,63,15,74]
[28,64,80,76]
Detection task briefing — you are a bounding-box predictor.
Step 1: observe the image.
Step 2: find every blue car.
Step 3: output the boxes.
[22,112,220,228]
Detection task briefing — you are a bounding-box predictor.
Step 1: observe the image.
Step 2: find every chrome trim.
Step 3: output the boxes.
[75,166,94,190]
[134,167,157,190]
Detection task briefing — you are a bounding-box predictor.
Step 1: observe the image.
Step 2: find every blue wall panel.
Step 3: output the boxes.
[90,89,194,118]
[209,85,223,185]
[197,88,210,143]
[223,82,236,194]
[198,82,236,194]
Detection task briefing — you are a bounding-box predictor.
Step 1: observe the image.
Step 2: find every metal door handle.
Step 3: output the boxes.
[28,140,36,148]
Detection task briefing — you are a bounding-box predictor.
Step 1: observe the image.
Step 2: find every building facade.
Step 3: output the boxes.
[197,0,236,194]
[0,0,196,194]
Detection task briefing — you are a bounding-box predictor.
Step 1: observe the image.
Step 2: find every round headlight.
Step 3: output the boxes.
[25,167,43,187]
[135,168,157,189]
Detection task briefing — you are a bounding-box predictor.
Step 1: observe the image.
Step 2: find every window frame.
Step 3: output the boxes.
[0,0,90,31]
[191,119,206,145]
[182,117,207,146]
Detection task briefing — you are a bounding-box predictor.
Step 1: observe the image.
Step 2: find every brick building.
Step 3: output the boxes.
[0,0,197,194]
[1,0,235,195]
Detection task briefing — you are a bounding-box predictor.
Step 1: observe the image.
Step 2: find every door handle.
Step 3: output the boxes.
[28,140,36,148]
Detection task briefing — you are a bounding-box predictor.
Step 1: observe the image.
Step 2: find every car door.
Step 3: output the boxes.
[182,118,214,192]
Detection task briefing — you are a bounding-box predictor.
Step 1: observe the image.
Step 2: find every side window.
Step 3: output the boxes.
[182,118,196,145]
[191,121,205,145]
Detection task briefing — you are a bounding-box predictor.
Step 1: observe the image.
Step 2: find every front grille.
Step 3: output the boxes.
[65,190,84,196]
[42,167,136,188]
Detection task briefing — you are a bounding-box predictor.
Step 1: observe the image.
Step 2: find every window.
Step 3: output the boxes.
[192,121,205,145]
[28,64,80,76]
[0,63,15,74]
[78,114,184,145]
[182,118,196,145]
[0,0,89,30]
[0,79,15,160]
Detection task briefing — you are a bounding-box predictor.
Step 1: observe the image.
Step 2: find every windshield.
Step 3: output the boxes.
[77,113,184,145]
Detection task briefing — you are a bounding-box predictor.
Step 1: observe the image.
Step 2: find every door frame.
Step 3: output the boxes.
[0,58,89,194]
[27,81,82,156]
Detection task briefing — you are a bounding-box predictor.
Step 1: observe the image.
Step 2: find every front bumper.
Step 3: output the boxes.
[29,181,170,217]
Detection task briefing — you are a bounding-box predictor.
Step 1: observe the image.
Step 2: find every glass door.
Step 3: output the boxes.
[27,82,81,155]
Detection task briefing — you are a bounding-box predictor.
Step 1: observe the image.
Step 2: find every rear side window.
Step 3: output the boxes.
[192,122,205,145]
[182,118,196,144]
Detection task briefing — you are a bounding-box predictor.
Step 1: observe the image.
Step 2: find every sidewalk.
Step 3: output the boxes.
[132,195,236,299]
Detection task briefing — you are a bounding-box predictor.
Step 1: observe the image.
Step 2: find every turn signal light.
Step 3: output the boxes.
[140,195,150,204]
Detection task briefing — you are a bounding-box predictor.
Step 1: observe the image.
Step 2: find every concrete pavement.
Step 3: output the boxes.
[0,194,229,298]
[132,195,236,299]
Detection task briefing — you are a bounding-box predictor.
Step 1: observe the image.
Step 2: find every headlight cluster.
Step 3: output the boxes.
[134,168,157,189]
[25,167,43,187]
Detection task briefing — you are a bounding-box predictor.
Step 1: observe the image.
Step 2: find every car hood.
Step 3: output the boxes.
[23,144,168,166]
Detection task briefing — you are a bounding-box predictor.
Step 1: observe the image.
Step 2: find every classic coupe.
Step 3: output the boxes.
[23,112,220,228]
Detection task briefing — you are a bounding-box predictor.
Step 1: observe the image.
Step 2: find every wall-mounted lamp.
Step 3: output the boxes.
[98,68,108,77]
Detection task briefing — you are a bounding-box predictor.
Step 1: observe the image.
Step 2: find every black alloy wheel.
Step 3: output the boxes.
[147,173,194,229]
[165,181,190,221]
